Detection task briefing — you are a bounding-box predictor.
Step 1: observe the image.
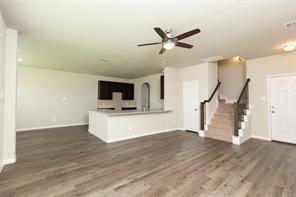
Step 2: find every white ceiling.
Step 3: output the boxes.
[0,0,295,78]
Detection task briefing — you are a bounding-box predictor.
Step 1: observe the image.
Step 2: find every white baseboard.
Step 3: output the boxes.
[198,130,205,137]
[0,156,16,173]
[232,136,241,145]
[0,161,3,173]
[251,135,271,141]
[3,157,16,165]
[16,123,88,132]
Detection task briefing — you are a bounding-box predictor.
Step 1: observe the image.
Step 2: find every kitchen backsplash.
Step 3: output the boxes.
[97,92,137,110]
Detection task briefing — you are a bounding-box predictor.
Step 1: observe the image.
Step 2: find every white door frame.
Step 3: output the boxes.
[267,73,296,142]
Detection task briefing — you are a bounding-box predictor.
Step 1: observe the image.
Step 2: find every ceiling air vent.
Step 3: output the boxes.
[284,20,296,28]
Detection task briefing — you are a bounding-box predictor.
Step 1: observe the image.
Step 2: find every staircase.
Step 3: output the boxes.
[200,79,251,145]
[205,102,234,142]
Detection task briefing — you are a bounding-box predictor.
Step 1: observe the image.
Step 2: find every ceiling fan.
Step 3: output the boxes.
[138,27,200,55]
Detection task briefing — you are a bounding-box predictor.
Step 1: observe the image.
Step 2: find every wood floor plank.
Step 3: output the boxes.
[0,125,295,197]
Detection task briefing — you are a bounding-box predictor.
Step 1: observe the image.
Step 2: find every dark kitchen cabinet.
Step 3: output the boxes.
[98,81,113,100]
[98,81,134,100]
[122,83,134,100]
[160,75,164,100]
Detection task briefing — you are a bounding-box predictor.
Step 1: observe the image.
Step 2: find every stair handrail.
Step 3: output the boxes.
[200,81,221,131]
[234,78,251,136]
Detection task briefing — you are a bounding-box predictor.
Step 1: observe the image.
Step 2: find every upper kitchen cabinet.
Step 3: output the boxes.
[98,81,113,100]
[98,81,134,100]
[122,83,134,100]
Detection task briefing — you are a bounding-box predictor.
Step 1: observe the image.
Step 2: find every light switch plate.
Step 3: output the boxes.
[0,91,3,100]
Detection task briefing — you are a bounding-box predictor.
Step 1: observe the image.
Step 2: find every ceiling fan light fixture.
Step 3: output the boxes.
[283,41,296,52]
[163,40,175,50]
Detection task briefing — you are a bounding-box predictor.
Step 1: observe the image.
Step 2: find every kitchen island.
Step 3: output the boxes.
[88,109,173,143]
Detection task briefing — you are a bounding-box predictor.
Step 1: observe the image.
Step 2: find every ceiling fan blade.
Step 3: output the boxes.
[159,47,166,55]
[175,42,194,49]
[138,42,162,47]
[175,28,200,41]
[154,27,167,39]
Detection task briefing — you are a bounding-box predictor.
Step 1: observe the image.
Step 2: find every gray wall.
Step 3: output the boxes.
[246,52,296,139]
[218,58,246,101]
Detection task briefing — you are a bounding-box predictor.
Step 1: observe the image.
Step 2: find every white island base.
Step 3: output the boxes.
[88,109,174,143]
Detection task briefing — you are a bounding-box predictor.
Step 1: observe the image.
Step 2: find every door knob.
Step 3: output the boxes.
[271,110,275,113]
[194,108,198,111]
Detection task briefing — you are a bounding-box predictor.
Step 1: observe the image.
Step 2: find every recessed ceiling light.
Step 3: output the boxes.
[283,41,296,52]
[234,56,244,62]
[17,58,23,62]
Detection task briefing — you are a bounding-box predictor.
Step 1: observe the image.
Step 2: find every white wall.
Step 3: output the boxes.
[164,62,218,131]
[17,67,130,131]
[133,73,164,110]
[0,12,6,171]
[0,11,18,170]
[218,58,246,101]
[164,67,181,129]
[246,51,296,139]
[179,62,219,127]
[3,28,17,164]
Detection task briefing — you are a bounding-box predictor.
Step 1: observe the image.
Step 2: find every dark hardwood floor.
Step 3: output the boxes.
[0,126,295,197]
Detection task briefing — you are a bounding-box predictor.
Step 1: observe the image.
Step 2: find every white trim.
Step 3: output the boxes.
[198,130,205,137]
[267,72,296,78]
[176,128,185,131]
[0,162,3,173]
[98,128,179,143]
[232,136,241,145]
[251,135,271,141]
[3,156,16,165]
[0,157,17,174]
[16,123,88,132]
[267,73,296,142]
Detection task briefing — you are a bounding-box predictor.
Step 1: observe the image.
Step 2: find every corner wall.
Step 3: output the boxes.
[164,62,218,130]
[3,28,17,165]
[0,12,6,171]
[246,51,296,139]
[17,67,131,131]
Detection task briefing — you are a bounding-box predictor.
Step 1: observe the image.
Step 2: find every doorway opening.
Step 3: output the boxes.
[141,83,150,111]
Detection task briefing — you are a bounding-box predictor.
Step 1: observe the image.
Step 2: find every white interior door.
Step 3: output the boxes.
[269,75,296,143]
[183,80,199,132]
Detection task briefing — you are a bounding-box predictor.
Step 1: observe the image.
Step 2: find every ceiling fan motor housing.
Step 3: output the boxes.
[165,29,174,38]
